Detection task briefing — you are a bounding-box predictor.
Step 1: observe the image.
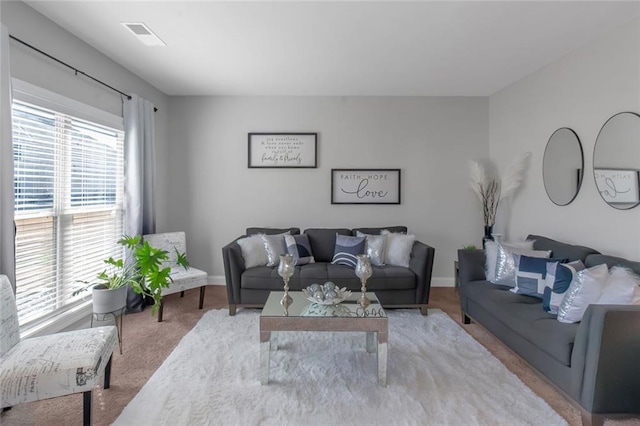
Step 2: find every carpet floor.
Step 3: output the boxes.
[114,308,566,426]
[1,287,638,425]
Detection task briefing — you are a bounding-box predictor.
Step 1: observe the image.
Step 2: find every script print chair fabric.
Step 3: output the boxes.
[0,275,118,426]
[143,232,209,322]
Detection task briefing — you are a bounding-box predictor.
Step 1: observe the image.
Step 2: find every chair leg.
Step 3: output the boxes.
[180,291,185,298]
[83,391,91,426]
[157,301,164,322]
[199,286,206,309]
[3,407,11,412]
[104,355,112,389]
[229,304,237,316]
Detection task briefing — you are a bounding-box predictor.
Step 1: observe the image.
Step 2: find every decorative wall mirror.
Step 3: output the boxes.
[542,127,584,206]
[593,112,640,210]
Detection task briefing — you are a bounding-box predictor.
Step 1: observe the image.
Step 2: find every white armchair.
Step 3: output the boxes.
[143,232,209,322]
[0,275,118,426]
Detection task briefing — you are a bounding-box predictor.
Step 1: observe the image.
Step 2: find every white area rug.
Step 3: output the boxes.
[114,309,567,426]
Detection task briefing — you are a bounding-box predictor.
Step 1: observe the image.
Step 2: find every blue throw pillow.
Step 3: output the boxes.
[284,234,315,266]
[542,260,585,313]
[511,255,567,298]
[331,234,366,268]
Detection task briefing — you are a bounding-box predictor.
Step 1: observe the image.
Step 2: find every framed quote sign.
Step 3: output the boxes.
[248,133,317,168]
[331,169,401,204]
[594,168,640,205]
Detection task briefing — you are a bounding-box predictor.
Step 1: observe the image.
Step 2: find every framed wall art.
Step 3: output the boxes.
[248,133,317,168]
[331,169,401,204]
[594,168,640,205]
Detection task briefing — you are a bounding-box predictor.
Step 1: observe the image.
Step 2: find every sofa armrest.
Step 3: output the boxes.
[571,304,640,414]
[457,249,486,285]
[221,236,246,307]
[409,241,435,304]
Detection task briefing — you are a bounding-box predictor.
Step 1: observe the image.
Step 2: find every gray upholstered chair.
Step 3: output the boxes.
[143,232,209,322]
[0,275,118,426]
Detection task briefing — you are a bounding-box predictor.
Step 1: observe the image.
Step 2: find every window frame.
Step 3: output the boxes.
[11,79,125,329]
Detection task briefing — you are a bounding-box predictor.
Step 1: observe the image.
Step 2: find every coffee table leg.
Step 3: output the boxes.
[260,331,271,385]
[270,331,278,351]
[366,331,375,353]
[378,331,388,387]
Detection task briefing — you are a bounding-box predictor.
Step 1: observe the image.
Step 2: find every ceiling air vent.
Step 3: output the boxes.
[121,22,166,47]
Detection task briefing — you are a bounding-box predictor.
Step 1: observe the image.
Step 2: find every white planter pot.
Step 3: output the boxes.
[92,284,127,314]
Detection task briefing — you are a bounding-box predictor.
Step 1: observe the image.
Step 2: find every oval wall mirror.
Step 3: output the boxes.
[543,127,584,206]
[593,112,640,210]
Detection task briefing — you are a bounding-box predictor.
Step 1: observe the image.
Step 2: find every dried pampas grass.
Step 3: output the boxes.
[468,152,530,227]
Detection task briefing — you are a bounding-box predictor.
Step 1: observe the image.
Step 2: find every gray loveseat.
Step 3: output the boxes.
[458,234,640,426]
[222,226,435,315]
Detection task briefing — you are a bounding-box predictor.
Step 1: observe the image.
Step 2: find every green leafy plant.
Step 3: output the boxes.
[463,244,479,250]
[73,235,189,315]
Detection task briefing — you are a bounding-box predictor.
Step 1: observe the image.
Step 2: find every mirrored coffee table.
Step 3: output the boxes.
[260,291,388,386]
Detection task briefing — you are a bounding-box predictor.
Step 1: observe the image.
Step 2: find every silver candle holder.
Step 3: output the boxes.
[278,254,295,309]
[355,254,372,309]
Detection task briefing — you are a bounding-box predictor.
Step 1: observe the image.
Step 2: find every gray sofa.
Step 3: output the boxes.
[222,226,435,315]
[458,234,640,426]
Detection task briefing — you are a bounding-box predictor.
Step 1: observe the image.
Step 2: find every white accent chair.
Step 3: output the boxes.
[143,232,209,322]
[0,275,118,426]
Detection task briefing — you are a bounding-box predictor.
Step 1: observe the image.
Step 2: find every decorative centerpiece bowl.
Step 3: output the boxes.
[302,282,352,306]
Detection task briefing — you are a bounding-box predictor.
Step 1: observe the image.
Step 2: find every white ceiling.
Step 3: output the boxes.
[24,1,640,97]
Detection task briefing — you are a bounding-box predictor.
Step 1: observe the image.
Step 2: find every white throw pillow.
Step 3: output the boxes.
[261,232,291,267]
[381,230,415,268]
[356,231,386,266]
[485,240,535,282]
[596,266,640,305]
[557,264,609,324]
[491,243,551,287]
[236,234,268,268]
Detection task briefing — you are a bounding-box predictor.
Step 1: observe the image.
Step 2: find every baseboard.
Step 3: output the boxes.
[208,275,455,287]
[431,277,455,287]
[208,275,226,285]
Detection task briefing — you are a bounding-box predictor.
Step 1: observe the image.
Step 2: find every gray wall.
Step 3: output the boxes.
[167,96,489,283]
[1,1,173,228]
[489,18,640,259]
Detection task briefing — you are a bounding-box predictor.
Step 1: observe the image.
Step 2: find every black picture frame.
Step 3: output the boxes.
[248,133,317,168]
[331,169,401,204]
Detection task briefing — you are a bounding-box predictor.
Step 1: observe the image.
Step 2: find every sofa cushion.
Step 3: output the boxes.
[241,266,297,291]
[331,234,365,268]
[511,255,567,298]
[557,264,608,324]
[285,234,315,266]
[304,228,351,263]
[246,227,300,236]
[528,234,599,262]
[262,233,290,266]
[352,226,407,236]
[326,264,416,290]
[463,280,579,366]
[236,234,268,268]
[543,260,585,314]
[381,230,415,268]
[585,254,640,276]
[596,266,640,305]
[492,243,551,287]
[356,232,386,266]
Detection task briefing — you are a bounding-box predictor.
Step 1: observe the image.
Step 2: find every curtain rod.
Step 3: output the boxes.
[9,35,158,112]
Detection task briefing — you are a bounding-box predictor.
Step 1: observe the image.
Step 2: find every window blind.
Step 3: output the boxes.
[12,100,125,326]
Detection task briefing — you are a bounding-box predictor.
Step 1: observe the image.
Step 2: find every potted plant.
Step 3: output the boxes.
[74,235,189,315]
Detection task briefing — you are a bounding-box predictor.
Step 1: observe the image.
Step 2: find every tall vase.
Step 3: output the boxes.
[482,225,494,248]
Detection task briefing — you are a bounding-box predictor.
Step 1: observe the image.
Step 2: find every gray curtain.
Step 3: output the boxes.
[0,25,16,289]
[123,94,156,311]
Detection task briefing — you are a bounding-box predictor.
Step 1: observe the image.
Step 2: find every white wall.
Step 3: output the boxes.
[167,96,489,283]
[489,18,640,259]
[1,1,173,228]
